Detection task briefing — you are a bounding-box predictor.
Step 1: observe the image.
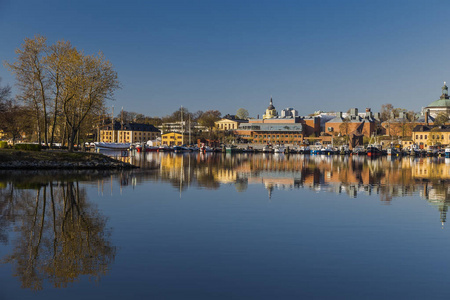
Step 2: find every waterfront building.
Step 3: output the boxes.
[215,115,248,131]
[381,111,415,137]
[100,122,160,143]
[325,108,377,137]
[237,123,304,144]
[233,98,322,143]
[160,121,207,134]
[412,124,450,148]
[424,82,450,118]
[161,132,189,146]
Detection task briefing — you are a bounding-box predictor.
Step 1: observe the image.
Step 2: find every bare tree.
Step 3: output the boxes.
[5,35,50,145]
[61,51,119,151]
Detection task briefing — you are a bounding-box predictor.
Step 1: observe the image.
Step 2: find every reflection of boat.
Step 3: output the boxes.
[136,144,158,152]
[94,142,131,151]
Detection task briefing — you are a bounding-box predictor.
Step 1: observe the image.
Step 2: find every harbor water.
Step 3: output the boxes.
[1,152,450,299]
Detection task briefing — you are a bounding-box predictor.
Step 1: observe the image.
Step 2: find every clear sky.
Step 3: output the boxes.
[1,0,449,118]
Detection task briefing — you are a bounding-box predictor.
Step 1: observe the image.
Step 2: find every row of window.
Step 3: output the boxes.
[415,134,448,140]
[254,135,301,138]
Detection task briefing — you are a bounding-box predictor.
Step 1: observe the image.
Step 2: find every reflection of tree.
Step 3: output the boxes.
[2,181,115,290]
[234,178,248,192]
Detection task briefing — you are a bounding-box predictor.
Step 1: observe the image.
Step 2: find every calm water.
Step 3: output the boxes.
[1,153,450,299]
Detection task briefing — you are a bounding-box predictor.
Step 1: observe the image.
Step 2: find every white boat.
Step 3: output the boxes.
[94,142,131,151]
[445,147,450,158]
[262,145,273,153]
[273,145,285,153]
[200,145,213,152]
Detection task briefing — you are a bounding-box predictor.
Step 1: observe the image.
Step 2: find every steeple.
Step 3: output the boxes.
[268,97,274,110]
[263,96,278,119]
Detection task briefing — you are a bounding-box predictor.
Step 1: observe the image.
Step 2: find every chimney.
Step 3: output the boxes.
[366,108,371,113]
[338,112,343,119]
[425,110,429,124]
[257,114,260,119]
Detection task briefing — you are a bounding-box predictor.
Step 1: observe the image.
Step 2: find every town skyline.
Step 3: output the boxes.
[1,0,450,118]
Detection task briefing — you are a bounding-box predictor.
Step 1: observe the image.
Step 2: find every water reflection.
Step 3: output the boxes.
[112,153,450,224]
[0,172,116,290]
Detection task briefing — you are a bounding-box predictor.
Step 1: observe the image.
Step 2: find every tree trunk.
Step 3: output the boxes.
[68,128,78,152]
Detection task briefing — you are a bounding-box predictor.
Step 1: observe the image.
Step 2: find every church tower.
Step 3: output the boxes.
[263,97,278,119]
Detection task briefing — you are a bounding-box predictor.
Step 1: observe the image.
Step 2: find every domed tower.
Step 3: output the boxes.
[263,97,278,119]
[424,82,450,118]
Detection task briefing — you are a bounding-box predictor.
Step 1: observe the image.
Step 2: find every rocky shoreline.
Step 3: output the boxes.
[0,150,138,170]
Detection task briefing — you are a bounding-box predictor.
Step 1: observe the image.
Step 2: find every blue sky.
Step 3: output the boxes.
[1,0,449,118]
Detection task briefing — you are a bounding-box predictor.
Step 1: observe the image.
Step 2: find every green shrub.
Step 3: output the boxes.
[14,143,42,151]
[0,141,8,149]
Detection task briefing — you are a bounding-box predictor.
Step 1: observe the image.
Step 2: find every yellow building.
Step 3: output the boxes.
[412,125,450,148]
[100,122,160,143]
[161,132,189,146]
[263,97,278,119]
[215,116,248,131]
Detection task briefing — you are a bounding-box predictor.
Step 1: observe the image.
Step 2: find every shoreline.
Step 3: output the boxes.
[0,149,137,170]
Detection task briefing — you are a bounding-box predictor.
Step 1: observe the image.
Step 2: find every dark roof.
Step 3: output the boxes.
[412,125,450,132]
[103,122,160,132]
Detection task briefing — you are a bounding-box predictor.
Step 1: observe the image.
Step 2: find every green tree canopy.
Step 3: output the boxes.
[236,108,249,120]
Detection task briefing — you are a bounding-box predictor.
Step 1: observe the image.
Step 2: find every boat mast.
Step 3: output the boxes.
[111,105,115,142]
[181,105,184,145]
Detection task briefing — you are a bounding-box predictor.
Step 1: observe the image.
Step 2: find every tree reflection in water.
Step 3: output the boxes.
[1,180,115,290]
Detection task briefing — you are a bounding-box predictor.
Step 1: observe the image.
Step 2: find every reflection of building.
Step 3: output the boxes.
[411,158,450,180]
[100,122,160,143]
[422,183,450,225]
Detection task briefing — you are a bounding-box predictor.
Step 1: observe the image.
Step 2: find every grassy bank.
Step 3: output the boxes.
[0,149,136,169]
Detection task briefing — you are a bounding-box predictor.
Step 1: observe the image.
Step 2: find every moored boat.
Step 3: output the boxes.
[273,144,286,153]
[366,144,382,157]
[262,145,273,153]
[352,146,366,155]
[94,142,131,151]
[387,147,401,157]
[445,147,450,158]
